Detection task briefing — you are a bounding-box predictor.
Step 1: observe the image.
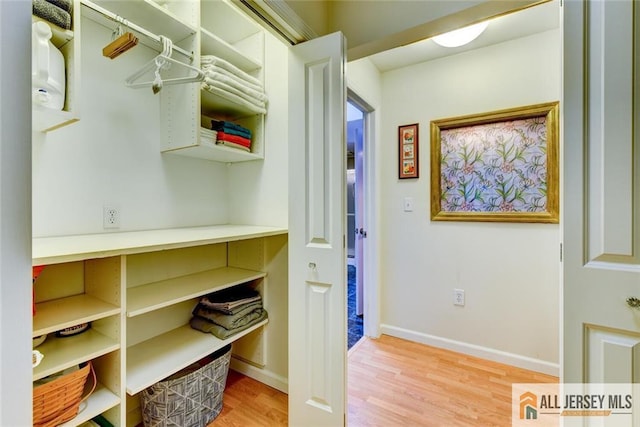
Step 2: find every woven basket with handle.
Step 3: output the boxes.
[33,361,96,427]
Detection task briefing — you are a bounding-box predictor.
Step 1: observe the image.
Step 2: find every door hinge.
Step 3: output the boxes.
[343,234,346,248]
[560,243,563,262]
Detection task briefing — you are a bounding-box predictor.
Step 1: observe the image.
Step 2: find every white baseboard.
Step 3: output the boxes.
[229,357,289,394]
[380,324,559,377]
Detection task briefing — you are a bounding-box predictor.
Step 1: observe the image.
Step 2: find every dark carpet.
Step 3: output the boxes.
[347,264,363,349]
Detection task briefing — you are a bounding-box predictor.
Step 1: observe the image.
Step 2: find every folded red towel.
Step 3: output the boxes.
[216,131,251,147]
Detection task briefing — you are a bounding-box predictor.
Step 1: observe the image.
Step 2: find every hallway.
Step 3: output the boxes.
[211,335,558,426]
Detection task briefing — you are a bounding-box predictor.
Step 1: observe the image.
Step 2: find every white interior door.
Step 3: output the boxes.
[354,105,365,317]
[288,32,347,426]
[564,0,640,390]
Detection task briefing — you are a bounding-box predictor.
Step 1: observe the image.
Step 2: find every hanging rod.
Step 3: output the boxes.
[80,0,194,61]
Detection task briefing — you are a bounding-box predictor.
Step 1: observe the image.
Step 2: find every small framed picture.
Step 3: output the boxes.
[398,123,419,179]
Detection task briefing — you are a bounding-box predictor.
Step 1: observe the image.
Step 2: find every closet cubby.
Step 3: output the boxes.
[160,0,267,163]
[32,0,81,132]
[33,256,123,426]
[33,224,287,426]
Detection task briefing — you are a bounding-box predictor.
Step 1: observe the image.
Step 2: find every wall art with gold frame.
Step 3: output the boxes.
[430,102,559,223]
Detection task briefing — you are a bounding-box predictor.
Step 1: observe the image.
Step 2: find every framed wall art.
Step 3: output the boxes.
[430,102,559,223]
[399,123,419,179]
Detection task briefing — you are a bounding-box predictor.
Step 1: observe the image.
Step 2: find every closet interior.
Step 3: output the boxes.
[31,1,288,426]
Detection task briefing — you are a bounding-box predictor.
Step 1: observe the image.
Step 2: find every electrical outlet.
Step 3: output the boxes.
[103,206,120,229]
[453,289,465,306]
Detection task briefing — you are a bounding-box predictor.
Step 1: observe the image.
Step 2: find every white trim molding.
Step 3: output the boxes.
[230,357,288,394]
[380,324,559,377]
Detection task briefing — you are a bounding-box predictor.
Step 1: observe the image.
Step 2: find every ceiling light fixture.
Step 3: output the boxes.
[432,21,489,48]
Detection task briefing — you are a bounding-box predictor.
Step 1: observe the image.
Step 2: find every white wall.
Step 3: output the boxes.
[0,2,33,424]
[379,29,561,374]
[228,32,289,228]
[33,16,229,237]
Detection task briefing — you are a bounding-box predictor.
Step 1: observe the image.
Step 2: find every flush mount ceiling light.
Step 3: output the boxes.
[432,21,489,48]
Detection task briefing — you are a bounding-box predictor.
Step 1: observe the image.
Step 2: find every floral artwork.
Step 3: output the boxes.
[440,118,547,212]
[430,102,559,223]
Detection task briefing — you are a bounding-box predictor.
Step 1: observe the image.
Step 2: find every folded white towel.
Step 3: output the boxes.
[204,73,267,103]
[201,55,262,88]
[201,64,264,93]
[202,82,267,115]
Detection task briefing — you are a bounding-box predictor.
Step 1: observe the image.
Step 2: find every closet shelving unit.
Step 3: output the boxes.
[161,0,267,162]
[125,265,268,395]
[32,1,81,132]
[84,0,265,163]
[32,1,280,424]
[33,224,286,426]
[33,255,123,425]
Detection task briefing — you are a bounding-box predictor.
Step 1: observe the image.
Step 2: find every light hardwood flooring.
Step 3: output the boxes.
[210,335,558,426]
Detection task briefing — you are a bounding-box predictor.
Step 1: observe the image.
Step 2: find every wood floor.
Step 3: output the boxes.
[210,335,558,426]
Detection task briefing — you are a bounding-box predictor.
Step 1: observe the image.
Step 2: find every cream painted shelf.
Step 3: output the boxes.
[33,224,287,265]
[59,383,120,427]
[200,28,261,72]
[86,0,197,46]
[126,320,268,395]
[127,266,265,317]
[34,294,121,337]
[165,127,263,162]
[32,1,81,133]
[33,330,120,381]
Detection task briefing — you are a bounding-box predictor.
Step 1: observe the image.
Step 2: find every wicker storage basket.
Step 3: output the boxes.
[33,362,95,427]
[142,344,232,427]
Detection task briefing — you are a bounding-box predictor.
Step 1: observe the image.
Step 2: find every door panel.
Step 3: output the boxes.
[289,32,347,426]
[585,0,639,263]
[564,0,640,385]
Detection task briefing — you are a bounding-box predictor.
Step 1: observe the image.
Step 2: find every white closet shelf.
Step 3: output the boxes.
[33,330,120,381]
[201,0,261,45]
[59,383,120,427]
[34,294,120,337]
[200,88,264,120]
[33,224,288,265]
[200,28,261,71]
[164,128,263,163]
[127,266,266,317]
[85,0,197,45]
[126,320,268,395]
[33,109,80,133]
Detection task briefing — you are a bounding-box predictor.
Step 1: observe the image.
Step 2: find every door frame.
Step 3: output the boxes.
[347,88,380,339]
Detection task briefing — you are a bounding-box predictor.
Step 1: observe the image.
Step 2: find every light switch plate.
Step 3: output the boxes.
[403,197,414,212]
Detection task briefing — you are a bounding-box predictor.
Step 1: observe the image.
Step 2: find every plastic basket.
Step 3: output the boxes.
[142,345,232,427]
[33,362,96,427]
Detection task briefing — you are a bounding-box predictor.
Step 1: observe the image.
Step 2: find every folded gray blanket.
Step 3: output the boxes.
[194,301,263,323]
[190,309,268,340]
[194,304,264,331]
[47,0,72,13]
[33,0,71,30]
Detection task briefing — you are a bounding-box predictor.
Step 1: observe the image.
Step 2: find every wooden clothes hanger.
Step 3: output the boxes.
[125,36,204,94]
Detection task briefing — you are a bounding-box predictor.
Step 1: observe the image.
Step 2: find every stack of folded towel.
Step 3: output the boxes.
[33,0,72,30]
[201,55,267,115]
[190,286,267,340]
[212,119,252,152]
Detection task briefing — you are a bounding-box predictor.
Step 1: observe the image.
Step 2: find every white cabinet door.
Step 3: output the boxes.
[564,0,640,396]
[288,32,347,426]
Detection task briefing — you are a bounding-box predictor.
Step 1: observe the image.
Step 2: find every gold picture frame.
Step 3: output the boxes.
[430,102,559,223]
